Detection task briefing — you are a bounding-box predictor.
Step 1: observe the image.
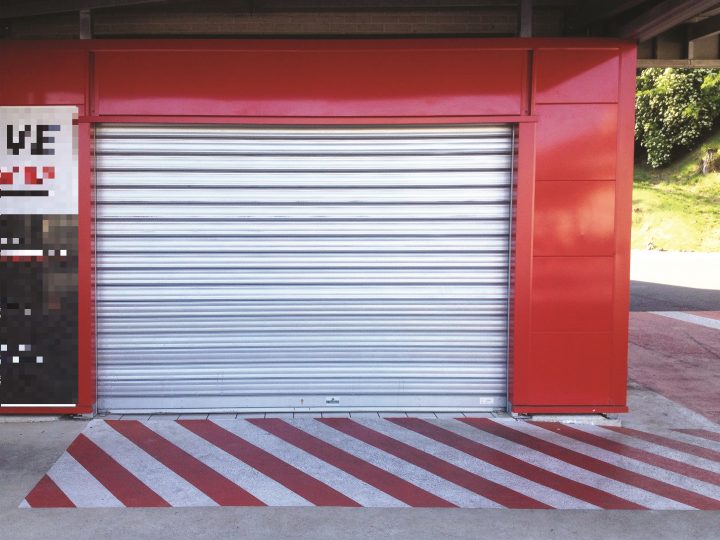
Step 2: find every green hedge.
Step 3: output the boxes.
[635,68,720,168]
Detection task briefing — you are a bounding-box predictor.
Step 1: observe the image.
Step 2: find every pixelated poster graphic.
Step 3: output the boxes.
[0,106,78,215]
[1,107,79,407]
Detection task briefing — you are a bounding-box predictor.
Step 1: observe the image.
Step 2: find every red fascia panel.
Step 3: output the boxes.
[0,48,88,110]
[76,115,538,124]
[534,49,621,104]
[92,48,526,117]
[512,405,629,414]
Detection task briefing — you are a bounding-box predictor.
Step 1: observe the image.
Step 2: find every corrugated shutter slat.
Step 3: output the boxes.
[95,124,513,412]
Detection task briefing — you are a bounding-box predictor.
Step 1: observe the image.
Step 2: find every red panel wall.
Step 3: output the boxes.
[0,47,87,108]
[0,39,636,415]
[534,49,620,104]
[510,46,636,413]
[533,181,616,257]
[93,47,526,117]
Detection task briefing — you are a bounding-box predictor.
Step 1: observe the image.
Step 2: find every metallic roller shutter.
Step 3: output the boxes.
[95,124,514,412]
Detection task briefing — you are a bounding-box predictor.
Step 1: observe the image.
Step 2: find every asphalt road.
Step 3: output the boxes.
[630,251,720,311]
[630,281,720,311]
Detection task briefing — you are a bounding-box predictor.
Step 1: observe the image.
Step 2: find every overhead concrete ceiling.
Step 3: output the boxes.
[3,0,720,66]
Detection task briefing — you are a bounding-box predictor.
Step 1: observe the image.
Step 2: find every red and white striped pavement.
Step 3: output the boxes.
[21,418,720,510]
[629,311,720,425]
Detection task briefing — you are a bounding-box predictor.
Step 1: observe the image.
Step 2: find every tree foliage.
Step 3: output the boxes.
[635,68,720,168]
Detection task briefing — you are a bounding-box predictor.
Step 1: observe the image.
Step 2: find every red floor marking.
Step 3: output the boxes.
[538,423,720,487]
[321,418,551,509]
[106,420,264,507]
[249,418,455,508]
[629,313,720,426]
[674,429,720,444]
[393,418,645,510]
[464,419,720,510]
[178,420,360,507]
[604,426,720,464]
[24,475,75,508]
[67,434,170,507]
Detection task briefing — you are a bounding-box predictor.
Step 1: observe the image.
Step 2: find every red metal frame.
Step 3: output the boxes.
[512,405,629,414]
[77,115,539,124]
[611,44,639,408]
[509,122,537,408]
[0,38,636,415]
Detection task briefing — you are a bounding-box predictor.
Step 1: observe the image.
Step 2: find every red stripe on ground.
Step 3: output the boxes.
[249,418,455,508]
[675,429,720,444]
[178,420,360,507]
[321,418,551,509]
[605,426,720,464]
[393,418,644,510]
[464,419,720,510]
[539,423,720,487]
[66,434,169,507]
[106,420,264,507]
[24,475,75,508]
[629,313,720,426]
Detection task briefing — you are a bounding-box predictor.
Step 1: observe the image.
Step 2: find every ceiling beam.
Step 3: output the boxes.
[519,0,532,37]
[689,13,720,40]
[79,8,92,39]
[0,1,176,20]
[617,0,720,42]
[569,0,647,31]
[0,0,575,20]
[638,58,720,67]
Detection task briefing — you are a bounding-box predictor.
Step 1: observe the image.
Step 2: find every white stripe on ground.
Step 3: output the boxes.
[18,500,30,509]
[47,452,123,508]
[85,420,217,507]
[573,425,720,473]
[146,420,311,507]
[650,311,720,330]
[297,418,501,508]
[356,417,596,510]
[512,421,720,502]
[212,419,404,508]
[670,430,720,453]
[437,419,690,510]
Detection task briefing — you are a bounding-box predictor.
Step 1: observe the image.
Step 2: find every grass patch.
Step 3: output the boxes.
[633,130,720,252]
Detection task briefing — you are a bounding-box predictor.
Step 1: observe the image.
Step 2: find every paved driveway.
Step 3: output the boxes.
[629,250,720,426]
[21,417,720,511]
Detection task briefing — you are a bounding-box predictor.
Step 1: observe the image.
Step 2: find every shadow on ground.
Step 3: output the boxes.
[631,281,720,311]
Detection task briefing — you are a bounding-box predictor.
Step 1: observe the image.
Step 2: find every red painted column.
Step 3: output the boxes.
[512,45,636,413]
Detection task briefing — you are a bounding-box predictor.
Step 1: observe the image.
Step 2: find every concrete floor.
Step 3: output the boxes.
[2,402,720,540]
[2,250,720,538]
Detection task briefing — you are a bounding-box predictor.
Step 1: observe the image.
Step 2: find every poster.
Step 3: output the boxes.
[0,107,79,407]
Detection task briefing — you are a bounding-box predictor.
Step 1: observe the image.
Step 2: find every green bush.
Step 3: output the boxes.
[635,68,720,168]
